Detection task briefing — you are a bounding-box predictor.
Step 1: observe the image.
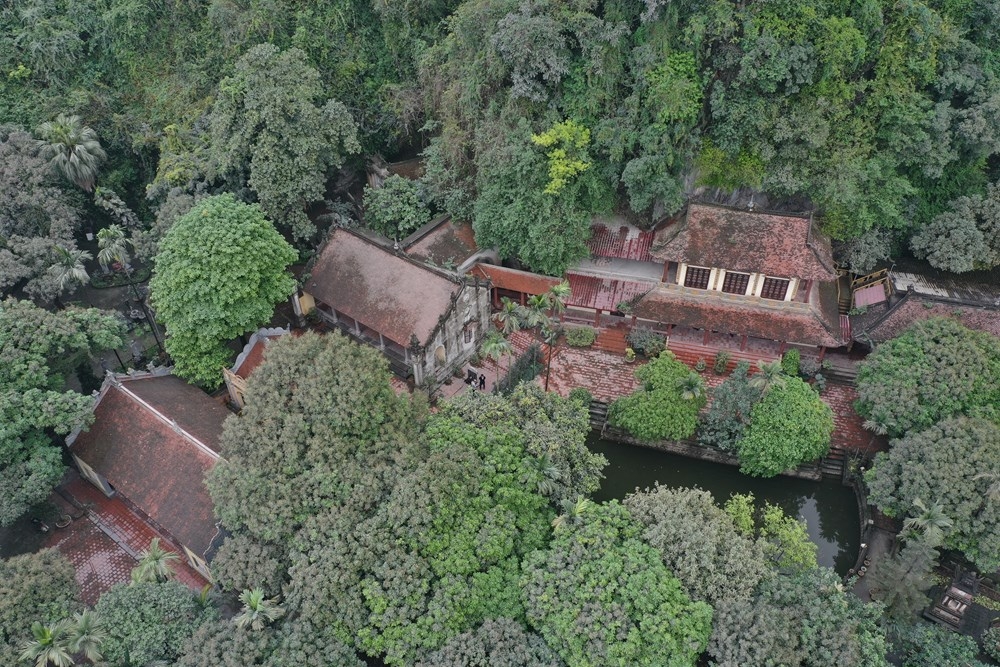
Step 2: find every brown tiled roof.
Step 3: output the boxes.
[651,203,837,281]
[121,375,230,454]
[70,376,225,557]
[565,273,655,311]
[308,230,461,347]
[405,218,479,266]
[860,293,1000,342]
[633,285,844,347]
[587,219,656,262]
[469,263,561,296]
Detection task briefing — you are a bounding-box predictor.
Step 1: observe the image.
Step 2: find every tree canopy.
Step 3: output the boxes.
[866,416,1000,571]
[149,194,297,387]
[363,174,430,240]
[521,501,713,667]
[736,377,834,477]
[0,298,124,525]
[856,318,1000,438]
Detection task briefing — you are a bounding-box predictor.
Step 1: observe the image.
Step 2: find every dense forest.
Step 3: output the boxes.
[3,0,1000,284]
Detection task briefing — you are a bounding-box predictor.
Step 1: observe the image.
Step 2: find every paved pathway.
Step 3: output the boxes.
[45,472,210,605]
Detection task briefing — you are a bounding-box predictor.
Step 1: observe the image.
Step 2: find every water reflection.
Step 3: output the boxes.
[588,434,860,574]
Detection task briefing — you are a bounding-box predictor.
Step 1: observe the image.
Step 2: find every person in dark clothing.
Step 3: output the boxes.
[479,374,486,391]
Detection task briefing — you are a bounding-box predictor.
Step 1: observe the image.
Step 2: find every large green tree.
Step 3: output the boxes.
[0,298,124,525]
[0,127,85,303]
[149,194,297,387]
[736,377,833,477]
[911,180,1000,272]
[856,318,1000,437]
[414,618,563,667]
[0,550,80,667]
[210,44,361,240]
[94,581,215,667]
[521,501,712,667]
[866,416,1000,571]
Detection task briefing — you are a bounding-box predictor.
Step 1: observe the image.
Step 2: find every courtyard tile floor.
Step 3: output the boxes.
[46,472,210,605]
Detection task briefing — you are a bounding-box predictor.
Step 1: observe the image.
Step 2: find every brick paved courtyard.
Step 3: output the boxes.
[45,471,210,605]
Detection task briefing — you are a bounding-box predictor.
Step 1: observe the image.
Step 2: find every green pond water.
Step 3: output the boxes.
[587,433,861,575]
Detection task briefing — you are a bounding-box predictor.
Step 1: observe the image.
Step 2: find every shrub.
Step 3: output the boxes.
[695,358,707,372]
[697,361,763,451]
[608,351,705,441]
[982,626,1000,662]
[568,387,593,405]
[497,344,543,394]
[781,349,801,376]
[626,327,665,357]
[565,326,596,347]
[737,377,834,477]
[713,350,731,374]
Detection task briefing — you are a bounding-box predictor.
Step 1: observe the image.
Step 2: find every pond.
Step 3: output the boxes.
[587,433,860,575]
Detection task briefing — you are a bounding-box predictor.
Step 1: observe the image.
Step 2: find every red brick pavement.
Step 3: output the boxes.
[46,472,210,605]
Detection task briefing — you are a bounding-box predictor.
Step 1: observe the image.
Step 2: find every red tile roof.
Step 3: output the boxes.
[862,293,1000,342]
[651,203,837,281]
[405,217,479,265]
[230,328,291,380]
[308,230,461,347]
[469,263,561,296]
[587,220,656,262]
[70,375,226,557]
[565,273,656,311]
[632,284,844,347]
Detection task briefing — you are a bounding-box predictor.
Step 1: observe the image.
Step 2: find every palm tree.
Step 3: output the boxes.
[521,294,549,328]
[68,611,104,663]
[551,496,593,533]
[749,360,787,393]
[96,224,132,272]
[496,297,523,335]
[902,498,953,548]
[131,538,179,583]
[234,588,286,631]
[19,621,74,667]
[36,114,107,191]
[51,245,92,293]
[533,453,564,497]
[677,373,706,401]
[974,471,1000,502]
[548,281,571,314]
[481,329,513,378]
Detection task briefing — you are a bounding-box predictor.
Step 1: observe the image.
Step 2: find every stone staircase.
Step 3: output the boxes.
[588,400,609,428]
[819,447,846,478]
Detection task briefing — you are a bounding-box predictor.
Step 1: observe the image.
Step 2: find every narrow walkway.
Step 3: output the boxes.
[46,472,210,605]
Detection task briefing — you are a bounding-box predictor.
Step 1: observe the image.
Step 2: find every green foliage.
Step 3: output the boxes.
[981,626,1000,663]
[625,486,772,605]
[414,618,563,667]
[208,330,412,546]
[894,623,990,667]
[868,535,939,622]
[149,194,297,387]
[609,351,703,441]
[865,416,1000,571]
[567,387,592,405]
[855,318,1000,437]
[910,180,1000,272]
[711,567,889,667]
[209,534,288,598]
[737,377,833,477]
[625,327,665,357]
[531,120,592,195]
[363,174,430,240]
[781,349,800,377]
[35,113,106,192]
[209,44,361,240]
[94,581,215,667]
[0,550,80,667]
[521,501,713,667]
[758,503,819,573]
[697,361,763,451]
[712,350,731,375]
[564,326,595,347]
[497,344,543,394]
[0,298,125,525]
[0,127,84,303]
